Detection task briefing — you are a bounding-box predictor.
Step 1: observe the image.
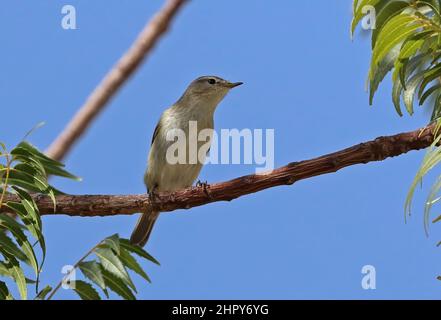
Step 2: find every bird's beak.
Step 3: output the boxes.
[225,81,243,89]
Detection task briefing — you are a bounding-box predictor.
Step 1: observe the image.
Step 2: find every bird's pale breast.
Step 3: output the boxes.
[145,105,214,192]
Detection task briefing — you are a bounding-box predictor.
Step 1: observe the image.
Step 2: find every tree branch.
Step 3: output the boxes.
[46,0,188,161]
[4,123,436,217]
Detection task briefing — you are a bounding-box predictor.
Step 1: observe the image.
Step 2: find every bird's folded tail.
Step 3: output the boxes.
[130,211,160,247]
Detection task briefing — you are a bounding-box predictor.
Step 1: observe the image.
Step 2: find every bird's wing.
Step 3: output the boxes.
[151,121,161,146]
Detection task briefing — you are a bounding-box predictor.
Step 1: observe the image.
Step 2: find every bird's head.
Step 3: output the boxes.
[177,76,243,109]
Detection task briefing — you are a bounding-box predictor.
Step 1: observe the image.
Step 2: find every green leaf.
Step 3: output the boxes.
[417,0,441,19]
[433,213,441,223]
[11,186,43,232]
[351,0,382,37]
[403,70,426,115]
[6,202,42,245]
[369,44,401,105]
[0,263,32,286]
[13,142,64,168]
[0,232,29,264]
[120,239,160,265]
[101,268,135,300]
[78,261,107,291]
[0,138,79,301]
[371,1,411,48]
[8,168,51,194]
[370,26,435,107]
[0,261,11,278]
[424,175,441,235]
[94,247,135,292]
[6,188,46,266]
[394,30,435,80]
[43,163,81,181]
[119,248,151,283]
[405,132,441,219]
[0,280,13,300]
[432,93,441,120]
[99,234,120,255]
[72,280,101,300]
[10,147,45,170]
[353,0,360,15]
[35,285,52,300]
[395,52,432,89]
[392,76,404,116]
[371,14,423,76]
[13,142,81,181]
[1,255,27,300]
[418,64,441,98]
[398,39,425,62]
[420,83,441,105]
[14,163,45,180]
[0,214,38,276]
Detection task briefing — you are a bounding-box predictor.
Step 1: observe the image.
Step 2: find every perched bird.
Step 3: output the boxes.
[130,76,243,247]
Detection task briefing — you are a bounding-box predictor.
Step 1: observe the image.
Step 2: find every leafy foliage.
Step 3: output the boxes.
[352,0,441,260]
[353,0,441,118]
[0,139,77,299]
[47,234,159,300]
[0,138,158,299]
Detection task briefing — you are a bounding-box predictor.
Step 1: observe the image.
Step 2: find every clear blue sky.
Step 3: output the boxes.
[2,0,441,299]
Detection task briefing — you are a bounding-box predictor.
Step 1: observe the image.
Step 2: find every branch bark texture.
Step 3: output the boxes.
[5,123,436,217]
[46,0,188,161]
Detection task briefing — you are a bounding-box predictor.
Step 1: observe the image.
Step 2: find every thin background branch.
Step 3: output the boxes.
[4,123,435,217]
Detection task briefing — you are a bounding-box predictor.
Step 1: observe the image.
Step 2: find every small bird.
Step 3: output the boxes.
[130,76,243,247]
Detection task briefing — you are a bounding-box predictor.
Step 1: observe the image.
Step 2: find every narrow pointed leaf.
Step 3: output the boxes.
[1,255,27,300]
[351,0,381,36]
[0,214,38,275]
[120,239,160,265]
[72,280,101,300]
[403,70,426,115]
[13,142,80,180]
[99,234,120,255]
[0,232,29,264]
[369,44,400,105]
[35,285,52,300]
[101,268,135,300]
[94,247,135,291]
[371,1,411,47]
[119,248,151,283]
[78,261,106,291]
[420,84,441,105]
[0,281,13,300]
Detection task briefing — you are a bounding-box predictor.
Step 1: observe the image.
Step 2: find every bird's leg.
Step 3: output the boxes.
[148,185,159,207]
[196,179,206,188]
[196,180,213,200]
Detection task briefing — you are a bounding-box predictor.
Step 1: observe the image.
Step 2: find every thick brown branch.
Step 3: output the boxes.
[46,0,188,161]
[3,123,436,217]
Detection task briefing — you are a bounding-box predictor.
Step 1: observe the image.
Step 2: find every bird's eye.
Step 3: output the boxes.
[207,79,216,85]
